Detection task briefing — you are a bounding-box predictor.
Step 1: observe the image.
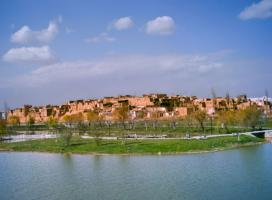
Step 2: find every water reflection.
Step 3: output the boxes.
[0,144,271,200]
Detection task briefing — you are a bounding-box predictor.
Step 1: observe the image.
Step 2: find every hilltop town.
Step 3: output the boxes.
[6,94,272,124]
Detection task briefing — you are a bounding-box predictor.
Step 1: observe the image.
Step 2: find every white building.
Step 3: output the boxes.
[0,112,6,120]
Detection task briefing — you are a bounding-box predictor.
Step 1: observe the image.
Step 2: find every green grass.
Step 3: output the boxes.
[0,135,265,155]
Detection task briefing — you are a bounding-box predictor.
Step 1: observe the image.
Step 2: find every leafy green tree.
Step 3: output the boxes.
[59,127,73,147]
[238,105,262,130]
[8,116,20,127]
[28,116,35,126]
[27,116,35,133]
[217,110,237,133]
[62,113,84,146]
[63,113,84,127]
[46,117,58,134]
[63,115,73,127]
[0,119,7,138]
[7,116,20,134]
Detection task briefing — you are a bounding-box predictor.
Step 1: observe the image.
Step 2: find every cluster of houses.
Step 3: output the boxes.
[6,94,272,124]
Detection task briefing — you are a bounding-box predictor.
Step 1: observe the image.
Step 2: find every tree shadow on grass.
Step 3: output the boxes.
[124,141,143,145]
[99,142,117,146]
[70,142,89,146]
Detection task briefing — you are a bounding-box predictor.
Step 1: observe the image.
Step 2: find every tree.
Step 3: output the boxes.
[0,119,7,138]
[63,115,73,127]
[59,127,73,147]
[63,113,84,128]
[225,92,231,106]
[113,104,129,139]
[73,113,84,127]
[7,116,20,135]
[28,116,35,125]
[113,104,129,129]
[46,117,58,133]
[62,113,84,146]
[136,111,148,131]
[87,111,105,142]
[97,114,105,128]
[27,116,35,134]
[8,116,20,127]
[192,110,207,136]
[237,105,262,130]
[211,88,217,112]
[183,114,194,138]
[150,111,160,131]
[169,114,177,131]
[217,110,237,133]
[105,118,113,137]
[87,111,99,128]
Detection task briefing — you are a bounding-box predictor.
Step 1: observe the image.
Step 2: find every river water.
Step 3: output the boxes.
[0,144,271,200]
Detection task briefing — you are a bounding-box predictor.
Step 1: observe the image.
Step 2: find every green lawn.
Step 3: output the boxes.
[0,135,264,155]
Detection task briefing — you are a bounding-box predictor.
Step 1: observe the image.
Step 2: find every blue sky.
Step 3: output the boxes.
[0,0,272,110]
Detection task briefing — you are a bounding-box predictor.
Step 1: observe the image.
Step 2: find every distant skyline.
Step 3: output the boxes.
[0,0,272,110]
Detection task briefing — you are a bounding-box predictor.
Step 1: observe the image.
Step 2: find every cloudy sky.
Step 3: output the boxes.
[0,0,272,110]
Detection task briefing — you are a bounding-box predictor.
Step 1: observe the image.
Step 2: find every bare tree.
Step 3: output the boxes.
[183,115,193,138]
[211,88,217,99]
[87,111,99,129]
[136,110,149,132]
[113,104,129,140]
[226,92,230,107]
[192,110,207,136]
[150,111,160,131]
[211,88,217,112]
[105,119,112,137]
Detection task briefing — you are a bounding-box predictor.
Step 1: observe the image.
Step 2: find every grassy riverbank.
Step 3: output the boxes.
[0,135,265,155]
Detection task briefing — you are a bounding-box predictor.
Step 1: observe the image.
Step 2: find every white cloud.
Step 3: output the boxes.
[239,0,272,20]
[9,51,226,87]
[85,32,116,44]
[146,16,176,35]
[2,46,56,64]
[11,19,60,44]
[113,17,134,30]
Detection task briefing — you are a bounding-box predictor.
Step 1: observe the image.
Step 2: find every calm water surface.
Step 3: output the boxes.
[0,144,272,200]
